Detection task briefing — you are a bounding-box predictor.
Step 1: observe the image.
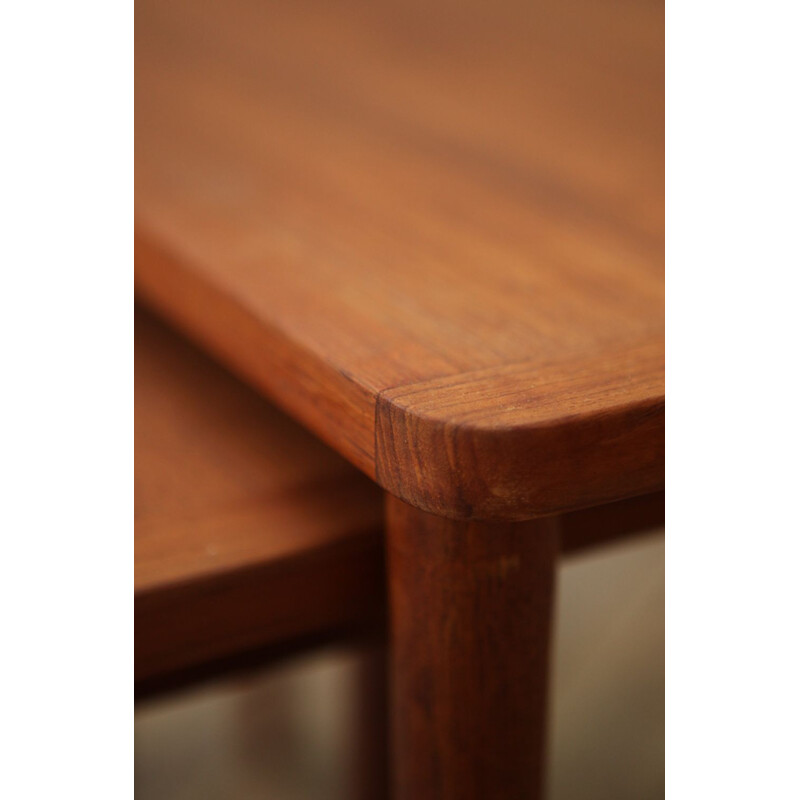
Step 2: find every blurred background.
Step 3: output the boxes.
[136,531,664,800]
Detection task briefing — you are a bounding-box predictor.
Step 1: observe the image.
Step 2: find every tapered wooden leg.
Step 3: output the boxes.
[386,495,559,800]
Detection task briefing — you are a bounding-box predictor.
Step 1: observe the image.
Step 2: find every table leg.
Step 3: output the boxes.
[386,494,558,800]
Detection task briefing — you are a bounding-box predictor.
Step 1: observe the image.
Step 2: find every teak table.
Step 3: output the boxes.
[136,0,664,796]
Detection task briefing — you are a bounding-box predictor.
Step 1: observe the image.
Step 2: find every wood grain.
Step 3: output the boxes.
[376,341,664,519]
[386,495,559,799]
[135,307,385,684]
[136,0,664,520]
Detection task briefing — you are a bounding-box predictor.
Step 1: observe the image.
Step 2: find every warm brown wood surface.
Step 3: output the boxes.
[135,308,385,684]
[136,0,664,520]
[387,496,558,799]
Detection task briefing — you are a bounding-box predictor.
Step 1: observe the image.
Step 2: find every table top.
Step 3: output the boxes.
[136,0,664,521]
[135,307,385,683]
[135,308,383,596]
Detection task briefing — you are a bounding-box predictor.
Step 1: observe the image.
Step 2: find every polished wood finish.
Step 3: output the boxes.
[136,0,664,521]
[386,495,559,800]
[136,301,659,688]
[136,0,663,792]
[377,348,663,520]
[135,308,385,686]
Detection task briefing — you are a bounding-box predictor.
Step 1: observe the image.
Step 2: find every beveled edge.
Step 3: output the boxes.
[374,349,665,521]
[137,224,664,523]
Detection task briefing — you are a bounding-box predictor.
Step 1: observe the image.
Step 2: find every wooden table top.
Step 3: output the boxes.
[135,307,384,684]
[136,0,664,521]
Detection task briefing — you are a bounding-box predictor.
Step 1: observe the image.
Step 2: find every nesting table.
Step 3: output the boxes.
[136,0,664,796]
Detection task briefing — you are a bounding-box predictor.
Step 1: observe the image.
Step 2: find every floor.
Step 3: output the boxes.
[135,531,664,800]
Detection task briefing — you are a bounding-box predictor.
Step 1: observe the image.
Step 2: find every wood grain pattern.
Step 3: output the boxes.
[135,234,378,478]
[136,0,664,520]
[376,341,664,519]
[135,308,385,684]
[386,495,559,799]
